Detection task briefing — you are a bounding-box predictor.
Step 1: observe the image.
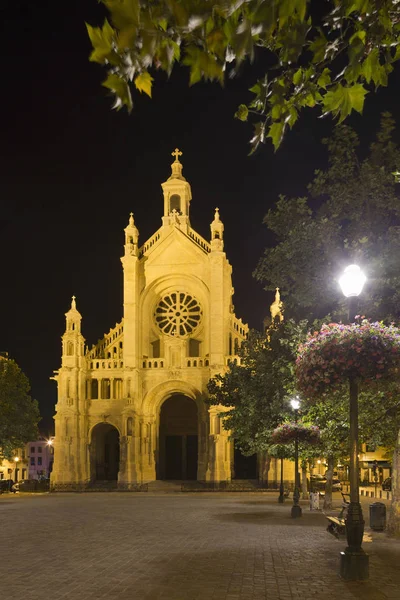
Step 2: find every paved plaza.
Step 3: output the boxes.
[1,492,399,600]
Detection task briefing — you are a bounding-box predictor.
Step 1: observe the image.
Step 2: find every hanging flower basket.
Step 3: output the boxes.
[271,423,320,445]
[296,320,400,401]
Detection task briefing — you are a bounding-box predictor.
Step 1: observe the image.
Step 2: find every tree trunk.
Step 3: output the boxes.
[301,464,308,499]
[323,455,334,510]
[260,452,271,486]
[387,430,400,536]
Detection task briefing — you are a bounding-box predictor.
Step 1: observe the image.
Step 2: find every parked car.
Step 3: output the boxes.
[310,474,342,492]
[0,479,16,493]
[382,477,392,491]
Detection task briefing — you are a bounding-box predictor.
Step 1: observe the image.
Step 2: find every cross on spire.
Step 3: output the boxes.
[171,148,182,162]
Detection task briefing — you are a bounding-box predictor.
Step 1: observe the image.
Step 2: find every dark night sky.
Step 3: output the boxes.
[1,0,400,432]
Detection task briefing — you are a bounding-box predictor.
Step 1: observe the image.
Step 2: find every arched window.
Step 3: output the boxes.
[67,341,74,356]
[234,338,239,355]
[91,379,98,399]
[229,333,232,355]
[101,379,111,399]
[127,417,133,436]
[113,378,122,399]
[66,378,70,398]
[214,415,220,435]
[170,194,181,213]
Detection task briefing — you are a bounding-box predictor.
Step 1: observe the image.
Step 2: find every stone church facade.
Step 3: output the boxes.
[51,150,253,489]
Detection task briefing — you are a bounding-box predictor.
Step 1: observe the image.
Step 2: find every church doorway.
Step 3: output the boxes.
[233,447,258,479]
[158,395,198,480]
[90,423,120,481]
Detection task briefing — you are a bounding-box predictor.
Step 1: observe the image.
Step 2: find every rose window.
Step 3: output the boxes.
[154,292,202,336]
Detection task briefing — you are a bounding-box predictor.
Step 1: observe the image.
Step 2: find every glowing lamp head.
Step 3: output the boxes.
[14,456,19,463]
[47,438,54,446]
[290,397,300,410]
[339,264,366,298]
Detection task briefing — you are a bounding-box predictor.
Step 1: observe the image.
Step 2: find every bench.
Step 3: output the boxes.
[326,492,350,539]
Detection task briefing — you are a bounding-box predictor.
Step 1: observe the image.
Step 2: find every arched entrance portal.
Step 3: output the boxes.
[90,423,120,481]
[158,395,198,480]
[234,447,258,479]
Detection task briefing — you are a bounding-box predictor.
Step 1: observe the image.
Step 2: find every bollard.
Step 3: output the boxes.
[309,491,320,511]
[369,502,386,531]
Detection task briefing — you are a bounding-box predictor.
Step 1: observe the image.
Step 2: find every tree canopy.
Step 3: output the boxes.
[0,358,40,459]
[87,0,400,150]
[208,320,400,458]
[254,113,400,322]
[207,321,306,454]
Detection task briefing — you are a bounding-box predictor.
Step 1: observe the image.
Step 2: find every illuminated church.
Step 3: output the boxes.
[51,149,254,489]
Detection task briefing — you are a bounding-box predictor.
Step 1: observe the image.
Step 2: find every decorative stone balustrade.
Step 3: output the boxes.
[188,229,211,253]
[140,230,162,255]
[225,356,242,366]
[141,359,210,368]
[89,360,124,370]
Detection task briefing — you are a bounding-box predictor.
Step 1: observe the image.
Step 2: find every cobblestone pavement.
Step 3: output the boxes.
[1,492,399,600]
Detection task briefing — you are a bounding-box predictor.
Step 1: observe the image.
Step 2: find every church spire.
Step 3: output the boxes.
[169,148,185,181]
[124,212,139,256]
[270,288,284,324]
[210,207,224,251]
[65,295,82,332]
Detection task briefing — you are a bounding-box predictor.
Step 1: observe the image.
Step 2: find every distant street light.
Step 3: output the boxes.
[290,396,302,518]
[339,264,369,580]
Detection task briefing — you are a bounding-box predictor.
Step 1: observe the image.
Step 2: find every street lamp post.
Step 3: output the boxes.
[290,397,302,518]
[338,264,369,580]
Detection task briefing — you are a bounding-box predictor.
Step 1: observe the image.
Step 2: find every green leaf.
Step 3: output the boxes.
[349,30,366,45]
[117,27,137,51]
[309,31,327,63]
[322,83,368,122]
[235,104,249,122]
[362,49,379,84]
[317,68,331,90]
[86,20,115,64]
[267,121,286,151]
[102,74,133,112]
[134,72,154,97]
[293,68,302,86]
[102,0,140,30]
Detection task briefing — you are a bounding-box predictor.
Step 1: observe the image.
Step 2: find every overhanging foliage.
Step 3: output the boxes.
[87,0,400,150]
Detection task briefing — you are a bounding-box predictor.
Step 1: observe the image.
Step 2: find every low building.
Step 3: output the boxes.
[0,438,53,482]
[359,444,391,485]
[0,449,28,482]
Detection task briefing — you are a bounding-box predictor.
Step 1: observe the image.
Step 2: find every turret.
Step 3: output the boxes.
[210,207,224,251]
[62,296,85,366]
[124,212,139,257]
